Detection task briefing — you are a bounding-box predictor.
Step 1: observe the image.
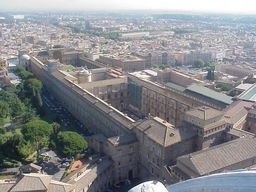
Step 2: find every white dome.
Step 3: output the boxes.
[79,69,90,75]
[129,181,168,192]
[20,54,30,60]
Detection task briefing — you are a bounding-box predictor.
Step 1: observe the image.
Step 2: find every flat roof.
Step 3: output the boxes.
[240,85,256,101]
[165,82,186,92]
[235,83,253,91]
[185,84,233,107]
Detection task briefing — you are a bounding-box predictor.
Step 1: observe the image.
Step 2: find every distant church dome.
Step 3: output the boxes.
[20,54,30,60]
[79,69,90,75]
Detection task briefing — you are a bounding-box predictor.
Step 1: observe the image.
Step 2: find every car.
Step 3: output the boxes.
[61,162,70,167]
[125,179,131,185]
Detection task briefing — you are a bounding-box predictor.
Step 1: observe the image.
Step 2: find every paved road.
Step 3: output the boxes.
[0,167,19,174]
[42,90,92,137]
[52,167,66,181]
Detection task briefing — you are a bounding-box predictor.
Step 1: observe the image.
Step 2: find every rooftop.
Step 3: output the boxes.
[184,84,233,107]
[135,117,196,147]
[177,138,256,176]
[165,82,186,92]
[239,84,256,101]
[107,134,137,146]
[186,106,223,121]
[224,100,254,126]
[168,169,256,192]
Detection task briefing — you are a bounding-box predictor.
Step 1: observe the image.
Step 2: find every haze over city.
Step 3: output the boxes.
[1,0,256,14]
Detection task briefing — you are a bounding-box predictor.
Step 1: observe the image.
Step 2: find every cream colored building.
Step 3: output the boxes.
[27,50,247,189]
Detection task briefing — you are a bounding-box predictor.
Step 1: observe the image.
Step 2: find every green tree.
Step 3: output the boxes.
[20,105,38,123]
[52,122,61,136]
[57,131,87,157]
[0,90,25,117]
[3,133,23,158]
[15,66,33,80]
[26,79,43,107]
[194,60,205,68]
[27,79,42,96]
[20,70,34,80]
[0,101,9,118]
[206,68,215,81]
[16,141,35,159]
[3,84,19,94]
[22,120,53,155]
[216,84,232,92]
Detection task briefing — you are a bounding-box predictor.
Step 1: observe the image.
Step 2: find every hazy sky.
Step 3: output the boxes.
[1,0,256,14]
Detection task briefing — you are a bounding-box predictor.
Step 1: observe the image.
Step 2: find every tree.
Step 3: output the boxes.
[3,84,19,94]
[22,120,53,154]
[20,105,38,123]
[3,133,23,158]
[15,66,33,80]
[194,60,205,68]
[206,68,215,81]
[26,79,43,107]
[0,90,25,117]
[16,141,35,159]
[27,79,42,96]
[0,101,9,118]
[57,131,87,157]
[52,122,61,136]
[216,84,232,92]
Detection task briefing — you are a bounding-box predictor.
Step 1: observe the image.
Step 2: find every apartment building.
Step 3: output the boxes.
[99,55,146,72]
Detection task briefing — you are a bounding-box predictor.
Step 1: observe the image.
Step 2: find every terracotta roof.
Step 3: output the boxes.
[21,163,42,171]
[224,100,254,127]
[0,182,15,192]
[10,173,52,192]
[177,138,256,176]
[0,173,74,192]
[48,180,74,192]
[186,106,223,121]
[135,117,196,147]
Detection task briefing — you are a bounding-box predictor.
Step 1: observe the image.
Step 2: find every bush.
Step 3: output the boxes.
[49,139,56,150]
[216,84,232,92]
[0,128,7,134]
[0,156,21,168]
[75,153,86,160]
[57,131,88,157]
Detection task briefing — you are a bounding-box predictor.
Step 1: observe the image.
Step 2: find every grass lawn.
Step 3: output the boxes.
[64,65,75,72]
[0,117,11,127]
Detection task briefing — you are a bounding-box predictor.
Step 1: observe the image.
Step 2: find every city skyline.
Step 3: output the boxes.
[1,0,256,14]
